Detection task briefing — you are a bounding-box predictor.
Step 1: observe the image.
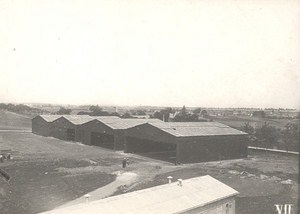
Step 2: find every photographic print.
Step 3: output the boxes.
[0,0,299,213]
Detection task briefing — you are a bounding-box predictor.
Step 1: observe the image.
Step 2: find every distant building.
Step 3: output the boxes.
[39,175,239,214]
[169,111,180,121]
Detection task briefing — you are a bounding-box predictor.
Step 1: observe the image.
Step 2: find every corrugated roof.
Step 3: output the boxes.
[38,115,63,122]
[62,115,120,125]
[97,118,163,130]
[168,122,230,128]
[40,175,238,214]
[164,127,246,137]
[147,122,247,137]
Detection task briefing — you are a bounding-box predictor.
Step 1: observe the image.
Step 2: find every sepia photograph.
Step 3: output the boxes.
[0,0,299,213]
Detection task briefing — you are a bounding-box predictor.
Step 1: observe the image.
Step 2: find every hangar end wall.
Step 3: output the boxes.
[176,135,248,163]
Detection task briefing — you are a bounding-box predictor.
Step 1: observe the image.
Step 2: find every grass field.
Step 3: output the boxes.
[0,132,298,214]
[0,111,298,214]
[212,115,299,130]
[0,110,32,130]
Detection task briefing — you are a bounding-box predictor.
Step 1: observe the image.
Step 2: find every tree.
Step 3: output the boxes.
[122,112,133,118]
[89,105,102,113]
[89,105,110,116]
[110,112,120,117]
[136,110,146,115]
[254,122,279,148]
[152,111,163,121]
[152,108,174,121]
[281,123,299,152]
[174,106,201,122]
[181,105,187,116]
[242,122,254,135]
[193,108,201,115]
[200,110,208,117]
[56,107,71,115]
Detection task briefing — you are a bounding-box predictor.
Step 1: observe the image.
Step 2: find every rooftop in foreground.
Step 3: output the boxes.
[40,175,238,214]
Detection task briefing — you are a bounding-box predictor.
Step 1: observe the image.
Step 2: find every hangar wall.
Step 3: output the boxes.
[32,116,50,136]
[126,136,176,153]
[176,135,248,163]
[114,130,126,150]
[50,118,76,141]
[124,123,177,153]
[80,120,114,146]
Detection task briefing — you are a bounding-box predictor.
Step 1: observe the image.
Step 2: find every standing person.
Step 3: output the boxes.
[122,158,127,168]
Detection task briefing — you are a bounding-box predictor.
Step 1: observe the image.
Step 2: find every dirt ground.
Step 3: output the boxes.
[0,132,298,214]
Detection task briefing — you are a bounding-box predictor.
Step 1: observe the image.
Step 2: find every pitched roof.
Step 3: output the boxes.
[38,115,62,122]
[62,115,120,125]
[168,122,229,128]
[97,118,163,130]
[40,175,238,214]
[147,121,247,137]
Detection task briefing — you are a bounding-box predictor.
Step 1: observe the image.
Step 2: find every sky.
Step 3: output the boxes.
[0,0,299,109]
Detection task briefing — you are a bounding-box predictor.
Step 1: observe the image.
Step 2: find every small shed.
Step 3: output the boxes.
[80,118,162,150]
[125,122,248,163]
[32,115,62,136]
[39,175,239,214]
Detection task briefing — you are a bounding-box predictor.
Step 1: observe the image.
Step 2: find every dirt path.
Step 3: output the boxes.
[60,171,139,207]
[58,156,180,209]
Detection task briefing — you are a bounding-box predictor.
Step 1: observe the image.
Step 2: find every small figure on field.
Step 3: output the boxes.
[122,158,129,168]
[122,158,127,168]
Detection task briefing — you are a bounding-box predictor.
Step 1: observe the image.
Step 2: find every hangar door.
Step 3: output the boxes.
[66,129,75,141]
[126,137,176,163]
[91,132,114,149]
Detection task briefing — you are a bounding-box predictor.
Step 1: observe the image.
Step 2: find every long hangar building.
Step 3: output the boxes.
[32,115,248,163]
[125,121,248,163]
[80,117,161,150]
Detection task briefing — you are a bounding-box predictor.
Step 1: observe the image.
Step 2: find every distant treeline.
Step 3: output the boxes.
[150,106,210,122]
[77,105,122,117]
[239,122,299,152]
[0,103,46,115]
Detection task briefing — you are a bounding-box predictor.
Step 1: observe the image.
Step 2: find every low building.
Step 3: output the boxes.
[40,175,239,214]
[32,115,62,136]
[80,118,162,150]
[49,115,119,142]
[125,122,248,163]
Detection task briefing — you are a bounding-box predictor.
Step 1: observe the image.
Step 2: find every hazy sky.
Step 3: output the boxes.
[0,0,299,109]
